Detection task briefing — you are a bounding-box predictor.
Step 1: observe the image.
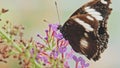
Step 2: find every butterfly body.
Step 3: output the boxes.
[60,0,112,61]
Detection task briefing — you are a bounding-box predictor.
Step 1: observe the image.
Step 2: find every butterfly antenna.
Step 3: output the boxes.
[55,1,61,25]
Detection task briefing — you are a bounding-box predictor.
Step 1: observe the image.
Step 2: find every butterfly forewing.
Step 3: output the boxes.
[60,0,112,61]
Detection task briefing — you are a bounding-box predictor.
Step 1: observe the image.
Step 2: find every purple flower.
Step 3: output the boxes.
[45,30,48,33]
[44,37,48,40]
[49,24,63,40]
[77,62,89,68]
[59,46,67,54]
[84,63,89,67]
[37,34,43,39]
[49,24,52,27]
[45,30,48,38]
[65,49,74,59]
[64,61,70,68]
[78,57,83,62]
[30,48,34,57]
[35,23,90,68]
[49,24,59,31]
[54,32,63,40]
[80,58,85,65]
[37,55,48,64]
[79,57,89,67]
[50,50,59,59]
[42,56,48,63]
[72,55,90,68]
[72,55,80,62]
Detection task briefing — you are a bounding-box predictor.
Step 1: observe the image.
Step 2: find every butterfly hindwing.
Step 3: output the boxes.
[61,14,99,60]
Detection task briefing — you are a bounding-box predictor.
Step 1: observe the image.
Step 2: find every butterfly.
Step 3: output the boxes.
[59,0,112,61]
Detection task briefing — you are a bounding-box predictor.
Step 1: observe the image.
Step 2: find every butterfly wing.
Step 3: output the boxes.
[60,0,112,61]
[61,14,100,60]
[71,0,112,18]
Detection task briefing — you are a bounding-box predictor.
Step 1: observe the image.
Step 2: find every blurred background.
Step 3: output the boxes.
[0,0,120,68]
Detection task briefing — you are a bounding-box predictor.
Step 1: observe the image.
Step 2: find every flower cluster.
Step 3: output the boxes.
[0,9,89,68]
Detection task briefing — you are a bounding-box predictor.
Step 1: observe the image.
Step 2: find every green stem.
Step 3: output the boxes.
[31,58,42,68]
[0,30,22,52]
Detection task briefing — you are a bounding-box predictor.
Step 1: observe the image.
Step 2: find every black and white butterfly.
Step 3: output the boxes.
[59,0,112,61]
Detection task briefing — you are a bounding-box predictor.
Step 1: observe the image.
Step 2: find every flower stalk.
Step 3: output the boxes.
[0,9,89,68]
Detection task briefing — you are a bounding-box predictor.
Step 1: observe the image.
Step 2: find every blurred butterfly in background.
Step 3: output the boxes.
[59,0,112,61]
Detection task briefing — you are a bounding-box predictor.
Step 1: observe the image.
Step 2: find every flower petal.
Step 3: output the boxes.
[72,55,78,62]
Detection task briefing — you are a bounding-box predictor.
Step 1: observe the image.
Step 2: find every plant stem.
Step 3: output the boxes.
[0,30,22,52]
[75,62,78,68]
